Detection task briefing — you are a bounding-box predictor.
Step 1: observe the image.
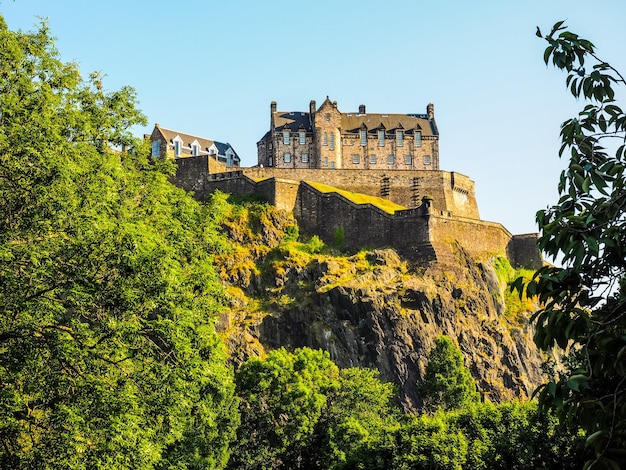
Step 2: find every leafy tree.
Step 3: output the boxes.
[392,412,468,470]
[0,16,238,469]
[420,336,480,412]
[451,401,587,470]
[230,347,340,469]
[230,348,402,470]
[318,367,400,469]
[515,21,626,468]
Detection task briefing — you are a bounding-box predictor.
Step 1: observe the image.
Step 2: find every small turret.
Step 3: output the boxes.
[427,103,434,120]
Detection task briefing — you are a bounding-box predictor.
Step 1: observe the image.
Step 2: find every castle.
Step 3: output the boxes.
[168,98,541,268]
[257,97,438,172]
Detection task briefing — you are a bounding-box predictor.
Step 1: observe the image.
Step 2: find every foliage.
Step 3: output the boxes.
[420,336,480,412]
[393,412,468,470]
[492,256,537,321]
[333,226,345,249]
[451,401,587,470]
[0,16,238,469]
[513,21,626,468]
[230,348,400,470]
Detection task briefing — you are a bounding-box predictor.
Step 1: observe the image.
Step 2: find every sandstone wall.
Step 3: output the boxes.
[241,167,479,218]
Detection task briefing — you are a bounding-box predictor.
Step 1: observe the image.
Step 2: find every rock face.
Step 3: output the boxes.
[218,206,544,412]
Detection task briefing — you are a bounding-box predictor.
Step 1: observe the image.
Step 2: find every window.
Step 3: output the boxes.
[151,140,160,158]
[323,132,328,146]
[323,156,328,167]
[360,129,367,146]
[299,131,306,145]
[325,113,330,121]
[378,130,385,147]
[397,130,403,147]
[370,155,377,164]
[405,155,412,165]
[283,131,290,145]
[284,153,291,163]
[415,131,422,147]
[330,161,335,169]
[268,157,273,166]
[352,154,360,164]
[174,140,181,157]
[301,153,309,163]
[192,144,199,157]
[424,155,431,165]
[388,154,394,164]
[329,132,335,150]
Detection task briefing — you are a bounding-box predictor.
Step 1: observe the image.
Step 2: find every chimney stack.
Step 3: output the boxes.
[427,103,434,120]
[359,104,366,114]
[271,101,277,114]
[309,99,316,116]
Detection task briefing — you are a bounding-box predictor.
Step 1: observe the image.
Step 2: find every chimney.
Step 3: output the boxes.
[271,101,277,114]
[359,104,366,114]
[427,103,434,120]
[309,99,316,116]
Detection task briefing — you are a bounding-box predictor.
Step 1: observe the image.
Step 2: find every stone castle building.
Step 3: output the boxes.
[257,97,439,171]
[148,124,240,172]
[167,98,541,268]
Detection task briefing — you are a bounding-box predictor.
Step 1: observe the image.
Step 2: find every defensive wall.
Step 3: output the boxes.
[171,161,541,268]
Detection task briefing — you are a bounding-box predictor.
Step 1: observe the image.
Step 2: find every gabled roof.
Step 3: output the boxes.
[213,141,240,160]
[154,125,215,151]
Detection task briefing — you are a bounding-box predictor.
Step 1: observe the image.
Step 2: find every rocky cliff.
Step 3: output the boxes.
[216,200,544,412]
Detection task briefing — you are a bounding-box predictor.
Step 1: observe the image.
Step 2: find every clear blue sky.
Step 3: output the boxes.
[2,0,625,235]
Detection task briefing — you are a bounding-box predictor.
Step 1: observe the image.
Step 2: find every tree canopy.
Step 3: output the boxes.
[514,21,626,469]
[0,16,238,469]
[420,336,480,412]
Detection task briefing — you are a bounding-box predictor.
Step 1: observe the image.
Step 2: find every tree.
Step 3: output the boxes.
[230,348,402,470]
[515,21,626,468]
[420,336,480,412]
[0,16,238,468]
[230,348,340,469]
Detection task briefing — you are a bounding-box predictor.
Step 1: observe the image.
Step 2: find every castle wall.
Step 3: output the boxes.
[169,165,539,267]
[427,214,513,261]
[171,155,210,194]
[242,168,479,218]
[508,233,542,269]
[296,183,396,252]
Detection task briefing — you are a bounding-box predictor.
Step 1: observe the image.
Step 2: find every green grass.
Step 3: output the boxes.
[307,181,406,214]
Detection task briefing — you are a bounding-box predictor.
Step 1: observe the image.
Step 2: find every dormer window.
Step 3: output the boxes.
[299,131,306,145]
[283,131,290,145]
[360,129,367,146]
[191,140,200,157]
[173,136,183,157]
[397,130,403,147]
[378,130,385,147]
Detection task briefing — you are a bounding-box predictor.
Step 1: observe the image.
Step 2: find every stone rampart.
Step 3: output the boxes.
[169,165,539,267]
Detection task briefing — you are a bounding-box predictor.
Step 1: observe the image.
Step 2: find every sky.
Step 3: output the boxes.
[2,0,625,235]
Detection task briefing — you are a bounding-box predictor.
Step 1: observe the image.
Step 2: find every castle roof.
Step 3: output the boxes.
[154,125,215,150]
[269,103,437,137]
[341,113,437,136]
[273,111,312,132]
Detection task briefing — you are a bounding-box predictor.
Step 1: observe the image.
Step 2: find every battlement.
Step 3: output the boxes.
[170,160,541,268]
